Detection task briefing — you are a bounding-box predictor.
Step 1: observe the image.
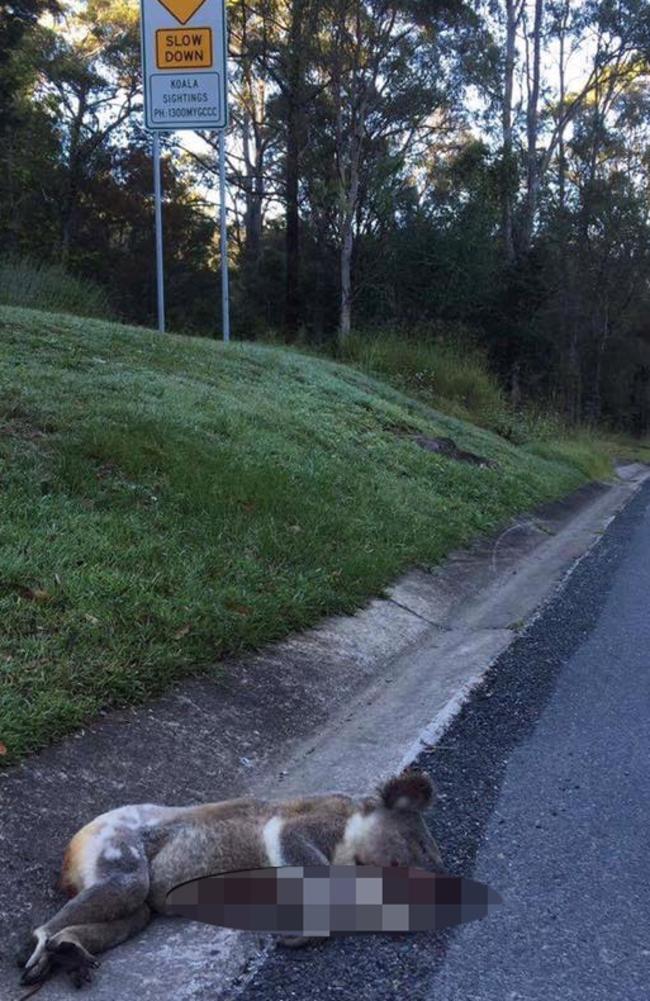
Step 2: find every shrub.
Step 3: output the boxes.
[525,434,613,480]
[0,257,114,319]
[337,328,510,432]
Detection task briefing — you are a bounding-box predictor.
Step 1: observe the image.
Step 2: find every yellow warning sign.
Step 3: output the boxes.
[155,27,213,69]
[156,0,207,25]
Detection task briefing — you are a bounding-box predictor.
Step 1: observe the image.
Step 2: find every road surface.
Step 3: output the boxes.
[233,480,650,1001]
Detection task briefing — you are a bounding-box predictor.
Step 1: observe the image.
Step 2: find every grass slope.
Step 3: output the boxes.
[0,257,113,319]
[0,306,610,763]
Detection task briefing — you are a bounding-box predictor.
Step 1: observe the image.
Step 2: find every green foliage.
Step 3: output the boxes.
[318,329,633,469]
[0,257,114,319]
[524,435,614,482]
[337,329,509,432]
[489,406,568,446]
[0,0,55,135]
[3,0,650,437]
[0,305,600,763]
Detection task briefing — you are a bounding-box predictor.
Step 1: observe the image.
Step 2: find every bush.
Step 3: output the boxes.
[337,328,510,432]
[490,405,568,445]
[524,434,613,480]
[0,257,114,319]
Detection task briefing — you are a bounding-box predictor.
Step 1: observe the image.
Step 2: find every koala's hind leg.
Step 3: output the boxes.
[21,846,150,986]
[20,884,150,986]
[42,905,152,988]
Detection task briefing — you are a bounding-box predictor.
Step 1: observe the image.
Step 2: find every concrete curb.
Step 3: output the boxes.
[1,463,648,1001]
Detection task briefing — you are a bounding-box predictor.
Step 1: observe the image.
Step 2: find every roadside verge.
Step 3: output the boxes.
[0,462,647,1001]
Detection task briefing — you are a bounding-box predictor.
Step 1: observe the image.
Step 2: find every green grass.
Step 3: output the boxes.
[0,305,617,764]
[596,432,650,466]
[524,434,614,481]
[336,329,512,433]
[0,257,113,319]
[334,330,605,451]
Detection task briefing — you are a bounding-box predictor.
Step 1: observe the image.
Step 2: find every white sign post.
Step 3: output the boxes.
[140,0,230,338]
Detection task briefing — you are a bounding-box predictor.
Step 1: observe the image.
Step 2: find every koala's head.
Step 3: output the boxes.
[351,770,444,872]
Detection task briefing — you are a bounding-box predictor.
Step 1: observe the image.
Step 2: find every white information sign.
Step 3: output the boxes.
[140,0,228,131]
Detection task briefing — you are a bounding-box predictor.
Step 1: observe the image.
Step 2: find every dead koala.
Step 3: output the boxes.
[19,770,443,988]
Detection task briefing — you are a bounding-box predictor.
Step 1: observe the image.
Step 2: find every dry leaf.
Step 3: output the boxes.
[174,624,191,639]
[225,600,252,616]
[17,586,51,602]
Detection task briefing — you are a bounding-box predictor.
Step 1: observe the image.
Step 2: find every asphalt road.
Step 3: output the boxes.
[234,480,650,1001]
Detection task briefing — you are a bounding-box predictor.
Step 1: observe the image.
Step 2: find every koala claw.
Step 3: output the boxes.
[19,931,52,986]
[46,940,100,989]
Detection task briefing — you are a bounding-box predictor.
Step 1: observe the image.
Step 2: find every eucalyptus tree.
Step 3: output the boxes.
[35,0,141,262]
[0,0,59,136]
[302,0,472,336]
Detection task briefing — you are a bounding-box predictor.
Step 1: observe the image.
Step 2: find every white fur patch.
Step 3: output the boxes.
[72,804,175,888]
[262,815,285,867]
[342,811,377,850]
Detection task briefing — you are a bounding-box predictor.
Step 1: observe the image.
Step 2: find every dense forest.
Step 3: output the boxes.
[2,0,650,431]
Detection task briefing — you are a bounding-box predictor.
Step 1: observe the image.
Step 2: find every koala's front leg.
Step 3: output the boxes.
[280,826,330,867]
[275,824,330,950]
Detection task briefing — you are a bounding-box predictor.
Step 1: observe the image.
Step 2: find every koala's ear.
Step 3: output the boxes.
[379,770,435,812]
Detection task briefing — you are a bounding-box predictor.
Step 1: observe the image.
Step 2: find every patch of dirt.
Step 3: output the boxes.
[413,435,497,469]
[0,419,49,441]
[95,460,123,480]
[0,404,57,440]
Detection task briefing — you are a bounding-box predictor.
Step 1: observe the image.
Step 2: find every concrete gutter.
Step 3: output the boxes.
[1,463,648,1001]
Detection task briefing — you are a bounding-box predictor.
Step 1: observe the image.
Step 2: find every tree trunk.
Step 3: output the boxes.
[521,0,544,254]
[4,137,19,255]
[337,107,363,340]
[60,171,79,268]
[567,326,581,423]
[242,109,265,275]
[284,0,304,335]
[501,0,520,263]
[339,220,353,337]
[556,0,569,216]
[588,305,610,425]
[60,89,87,267]
[336,4,366,341]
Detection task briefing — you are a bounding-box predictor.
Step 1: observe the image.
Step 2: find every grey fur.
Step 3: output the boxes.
[20,771,443,988]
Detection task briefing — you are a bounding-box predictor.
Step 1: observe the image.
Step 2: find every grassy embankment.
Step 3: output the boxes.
[0,303,630,765]
[335,330,650,472]
[0,257,113,320]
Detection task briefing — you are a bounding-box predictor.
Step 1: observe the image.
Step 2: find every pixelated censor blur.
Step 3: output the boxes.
[166,865,502,936]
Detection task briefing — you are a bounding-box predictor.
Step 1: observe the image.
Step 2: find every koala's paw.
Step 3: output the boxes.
[19,930,52,986]
[47,939,100,989]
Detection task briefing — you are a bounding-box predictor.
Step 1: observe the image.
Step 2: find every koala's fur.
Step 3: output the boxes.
[19,770,443,988]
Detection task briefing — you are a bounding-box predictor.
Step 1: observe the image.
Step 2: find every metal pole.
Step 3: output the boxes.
[218,130,231,342]
[153,131,165,334]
